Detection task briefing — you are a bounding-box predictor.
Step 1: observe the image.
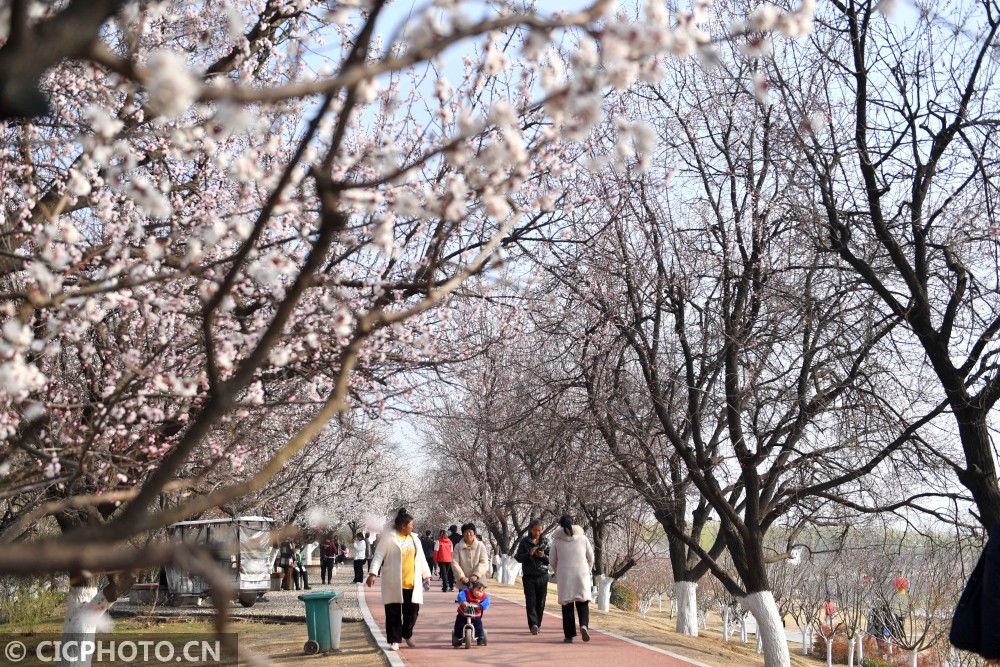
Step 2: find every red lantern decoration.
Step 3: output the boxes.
[824,600,837,617]
[893,576,909,593]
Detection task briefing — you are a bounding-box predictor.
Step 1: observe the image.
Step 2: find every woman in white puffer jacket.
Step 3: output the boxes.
[549,513,595,643]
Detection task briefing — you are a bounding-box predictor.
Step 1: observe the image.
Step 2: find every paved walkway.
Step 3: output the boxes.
[362,578,698,666]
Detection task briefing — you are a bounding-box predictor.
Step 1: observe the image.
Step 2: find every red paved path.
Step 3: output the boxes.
[362,578,697,666]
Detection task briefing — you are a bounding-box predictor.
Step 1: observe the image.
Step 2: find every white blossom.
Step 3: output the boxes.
[67,169,92,197]
[168,374,198,397]
[44,456,61,479]
[269,346,292,367]
[83,106,124,140]
[0,357,47,399]
[372,212,395,255]
[332,309,354,337]
[2,320,33,352]
[145,50,199,119]
[124,176,172,218]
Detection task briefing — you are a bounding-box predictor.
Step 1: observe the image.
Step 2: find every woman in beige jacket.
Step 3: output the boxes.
[550,514,595,643]
[451,522,490,585]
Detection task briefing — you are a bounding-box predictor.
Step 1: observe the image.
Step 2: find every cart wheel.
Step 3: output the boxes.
[304,640,320,655]
[238,592,257,608]
[464,626,473,649]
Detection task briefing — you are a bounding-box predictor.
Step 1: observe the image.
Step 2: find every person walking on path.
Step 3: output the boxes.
[420,529,437,578]
[452,522,490,586]
[448,524,461,546]
[352,532,368,584]
[435,528,456,592]
[366,508,432,651]
[515,518,551,634]
[550,514,594,643]
[319,533,336,585]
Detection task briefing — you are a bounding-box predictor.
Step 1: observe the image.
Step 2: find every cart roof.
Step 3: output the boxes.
[169,516,274,527]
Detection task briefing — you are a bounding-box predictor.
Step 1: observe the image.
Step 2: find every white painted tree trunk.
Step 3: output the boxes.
[674,581,699,636]
[722,605,732,642]
[757,632,764,654]
[498,554,520,584]
[909,649,919,667]
[740,614,748,643]
[857,634,864,663]
[826,639,833,667]
[800,625,811,654]
[847,637,855,667]
[61,586,109,667]
[742,591,791,667]
[596,575,612,612]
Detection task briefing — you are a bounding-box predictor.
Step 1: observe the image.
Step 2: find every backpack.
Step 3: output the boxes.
[436,537,454,562]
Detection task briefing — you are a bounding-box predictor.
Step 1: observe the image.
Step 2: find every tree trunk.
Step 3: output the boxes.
[909,648,919,667]
[742,591,791,667]
[800,625,811,654]
[857,633,864,663]
[61,585,109,667]
[673,581,699,636]
[722,605,732,642]
[847,637,855,667]
[826,638,833,667]
[596,575,613,612]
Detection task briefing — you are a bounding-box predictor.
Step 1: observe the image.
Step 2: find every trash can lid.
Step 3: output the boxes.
[297,590,339,601]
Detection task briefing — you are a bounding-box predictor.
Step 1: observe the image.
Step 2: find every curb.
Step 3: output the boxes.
[356,582,406,667]
[491,588,711,667]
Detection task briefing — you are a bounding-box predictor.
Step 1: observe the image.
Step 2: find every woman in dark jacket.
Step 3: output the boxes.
[514,518,550,635]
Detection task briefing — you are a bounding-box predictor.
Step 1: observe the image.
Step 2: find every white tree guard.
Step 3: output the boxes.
[742,591,791,667]
[674,581,699,636]
[596,575,612,612]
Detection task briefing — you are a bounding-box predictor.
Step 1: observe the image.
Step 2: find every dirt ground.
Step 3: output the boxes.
[4,616,385,667]
[237,619,385,666]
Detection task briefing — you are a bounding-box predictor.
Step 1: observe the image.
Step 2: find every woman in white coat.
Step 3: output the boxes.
[550,513,595,643]
[366,508,432,651]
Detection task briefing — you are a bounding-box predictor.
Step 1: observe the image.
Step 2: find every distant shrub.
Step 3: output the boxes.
[610,581,638,611]
[0,579,64,631]
[861,658,895,667]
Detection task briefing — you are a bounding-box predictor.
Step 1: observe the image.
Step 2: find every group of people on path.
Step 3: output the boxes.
[366,508,596,651]
[316,530,376,585]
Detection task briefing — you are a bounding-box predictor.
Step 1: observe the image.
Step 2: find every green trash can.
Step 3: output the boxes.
[298,589,339,654]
